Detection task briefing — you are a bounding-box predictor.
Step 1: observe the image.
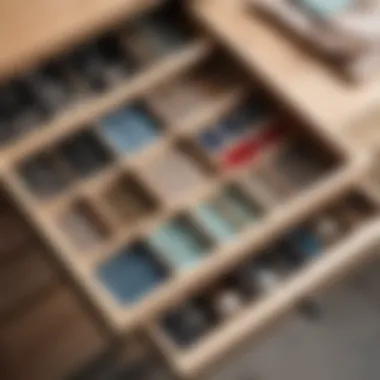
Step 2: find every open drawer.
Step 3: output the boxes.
[148,186,380,378]
[0,51,368,334]
[0,3,369,335]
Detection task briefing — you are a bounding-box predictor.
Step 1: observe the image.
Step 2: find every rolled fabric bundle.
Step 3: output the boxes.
[291,0,380,54]
[252,0,380,79]
[330,3,380,45]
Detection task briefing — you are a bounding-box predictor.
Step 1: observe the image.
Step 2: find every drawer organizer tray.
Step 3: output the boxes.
[149,186,380,378]
[0,0,372,337]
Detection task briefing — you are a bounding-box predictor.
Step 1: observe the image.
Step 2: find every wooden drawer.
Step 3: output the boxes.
[0,3,368,334]
[1,61,367,335]
[0,0,379,378]
[0,286,105,380]
[0,0,373,352]
[148,187,380,378]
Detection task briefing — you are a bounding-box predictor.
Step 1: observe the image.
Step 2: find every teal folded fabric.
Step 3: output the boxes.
[193,188,261,243]
[223,189,260,226]
[149,220,208,271]
[193,204,237,243]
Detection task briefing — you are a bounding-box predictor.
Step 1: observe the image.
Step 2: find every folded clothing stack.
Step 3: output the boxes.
[252,0,380,81]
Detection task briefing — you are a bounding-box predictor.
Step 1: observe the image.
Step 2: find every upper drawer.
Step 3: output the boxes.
[2,50,367,333]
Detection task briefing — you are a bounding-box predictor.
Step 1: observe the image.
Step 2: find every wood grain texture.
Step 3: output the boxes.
[0,249,55,319]
[0,286,105,380]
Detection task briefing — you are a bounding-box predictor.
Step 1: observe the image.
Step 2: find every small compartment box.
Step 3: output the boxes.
[137,143,213,207]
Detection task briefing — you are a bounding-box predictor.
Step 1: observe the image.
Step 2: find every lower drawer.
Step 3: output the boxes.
[148,187,380,378]
[0,248,55,319]
[0,286,106,380]
[0,202,36,261]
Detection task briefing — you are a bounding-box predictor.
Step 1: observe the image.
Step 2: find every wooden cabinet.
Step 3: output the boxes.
[0,0,380,378]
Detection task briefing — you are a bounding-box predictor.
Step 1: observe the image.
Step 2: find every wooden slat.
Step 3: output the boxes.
[346,105,380,150]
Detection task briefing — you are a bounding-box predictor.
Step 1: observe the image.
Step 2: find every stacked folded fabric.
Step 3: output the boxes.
[252,0,380,81]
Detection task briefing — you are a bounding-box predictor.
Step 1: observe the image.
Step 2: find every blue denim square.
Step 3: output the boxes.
[97,244,166,304]
[290,228,323,257]
[101,106,159,155]
[199,129,224,152]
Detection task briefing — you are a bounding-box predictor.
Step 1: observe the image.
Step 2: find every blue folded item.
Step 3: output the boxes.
[101,106,159,154]
[291,228,323,257]
[199,129,224,152]
[218,97,270,139]
[97,244,166,304]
